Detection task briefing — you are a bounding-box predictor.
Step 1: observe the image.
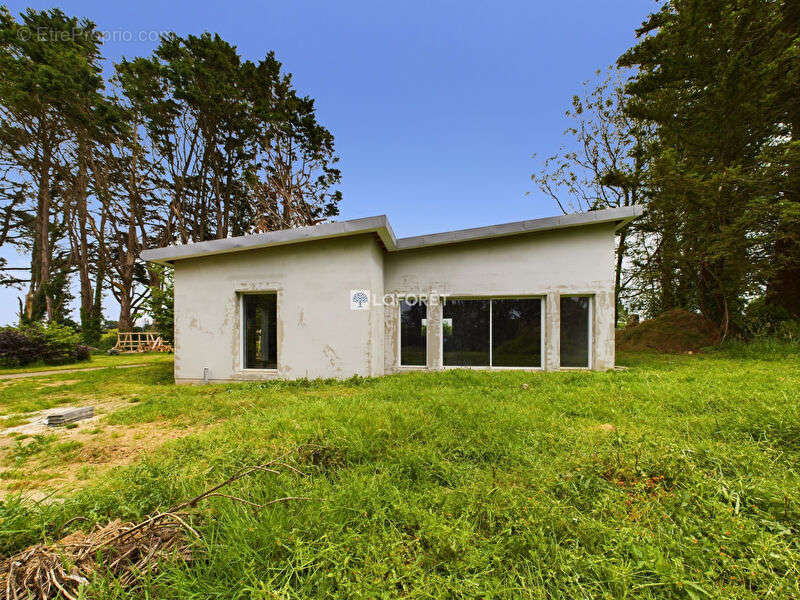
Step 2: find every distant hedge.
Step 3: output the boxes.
[0,323,91,367]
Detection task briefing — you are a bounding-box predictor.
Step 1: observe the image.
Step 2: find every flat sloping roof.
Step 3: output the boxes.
[140,205,643,265]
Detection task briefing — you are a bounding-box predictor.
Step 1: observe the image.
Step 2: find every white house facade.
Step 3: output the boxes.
[140,206,642,383]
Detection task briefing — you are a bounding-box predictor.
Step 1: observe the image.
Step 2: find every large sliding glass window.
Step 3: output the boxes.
[400,300,427,366]
[560,296,590,368]
[442,298,542,367]
[243,294,277,369]
[443,299,490,366]
[492,299,542,367]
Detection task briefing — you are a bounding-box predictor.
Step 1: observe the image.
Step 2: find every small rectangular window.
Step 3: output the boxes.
[492,299,542,367]
[400,300,427,366]
[560,296,590,367]
[443,299,490,366]
[243,294,277,369]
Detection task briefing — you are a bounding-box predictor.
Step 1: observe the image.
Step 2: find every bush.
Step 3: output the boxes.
[74,344,91,362]
[97,329,119,351]
[33,323,83,364]
[0,328,40,366]
[741,297,800,340]
[0,323,90,367]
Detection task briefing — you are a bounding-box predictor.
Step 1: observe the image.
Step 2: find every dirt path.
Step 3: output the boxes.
[0,363,148,380]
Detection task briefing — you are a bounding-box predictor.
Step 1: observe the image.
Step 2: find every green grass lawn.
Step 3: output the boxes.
[0,351,172,376]
[1,344,799,598]
[0,353,171,416]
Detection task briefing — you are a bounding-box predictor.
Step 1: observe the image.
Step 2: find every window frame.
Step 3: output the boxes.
[490,296,546,369]
[441,296,546,370]
[239,291,280,372]
[397,297,428,369]
[558,294,593,370]
[442,297,491,367]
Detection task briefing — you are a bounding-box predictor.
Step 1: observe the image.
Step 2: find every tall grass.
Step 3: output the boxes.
[1,348,798,598]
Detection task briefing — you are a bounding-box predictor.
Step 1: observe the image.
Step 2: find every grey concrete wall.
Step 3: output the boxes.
[171,222,617,382]
[173,234,384,382]
[383,223,617,372]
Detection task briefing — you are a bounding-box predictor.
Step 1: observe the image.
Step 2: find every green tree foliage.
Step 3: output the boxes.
[761,2,800,317]
[0,9,342,333]
[141,265,174,343]
[618,0,800,333]
[99,33,342,330]
[0,7,105,324]
[536,3,799,335]
[114,33,342,245]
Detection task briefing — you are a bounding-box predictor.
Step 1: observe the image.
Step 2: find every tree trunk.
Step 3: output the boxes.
[75,137,102,342]
[33,137,54,321]
[615,227,628,325]
[118,173,140,333]
[93,262,105,327]
[24,234,41,323]
[118,292,133,332]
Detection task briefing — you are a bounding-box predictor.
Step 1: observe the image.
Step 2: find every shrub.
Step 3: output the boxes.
[741,297,800,340]
[0,328,40,366]
[0,323,89,367]
[74,344,91,362]
[97,329,119,351]
[34,323,83,364]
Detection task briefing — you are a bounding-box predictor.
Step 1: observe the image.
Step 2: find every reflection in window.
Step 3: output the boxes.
[560,296,590,367]
[243,294,277,369]
[400,300,427,366]
[492,299,542,367]
[443,299,490,366]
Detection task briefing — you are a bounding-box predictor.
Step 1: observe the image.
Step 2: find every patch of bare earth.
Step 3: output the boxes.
[0,415,207,501]
[593,423,617,432]
[35,379,80,389]
[75,422,193,465]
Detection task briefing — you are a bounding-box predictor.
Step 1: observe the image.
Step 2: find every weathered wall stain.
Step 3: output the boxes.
[323,345,339,369]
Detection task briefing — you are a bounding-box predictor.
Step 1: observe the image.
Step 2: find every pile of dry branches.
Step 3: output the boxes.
[1,516,191,600]
[1,455,309,600]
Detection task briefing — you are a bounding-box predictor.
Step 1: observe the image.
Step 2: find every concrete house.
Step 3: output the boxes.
[141,205,642,383]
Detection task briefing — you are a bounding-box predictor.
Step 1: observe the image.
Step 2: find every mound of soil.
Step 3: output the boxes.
[616,308,721,353]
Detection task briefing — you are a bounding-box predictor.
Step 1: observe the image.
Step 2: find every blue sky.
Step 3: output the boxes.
[0,0,654,325]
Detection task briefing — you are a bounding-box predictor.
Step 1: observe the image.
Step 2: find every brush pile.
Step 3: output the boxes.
[1,515,193,600]
[616,308,721,353]
[0,454,309,599]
